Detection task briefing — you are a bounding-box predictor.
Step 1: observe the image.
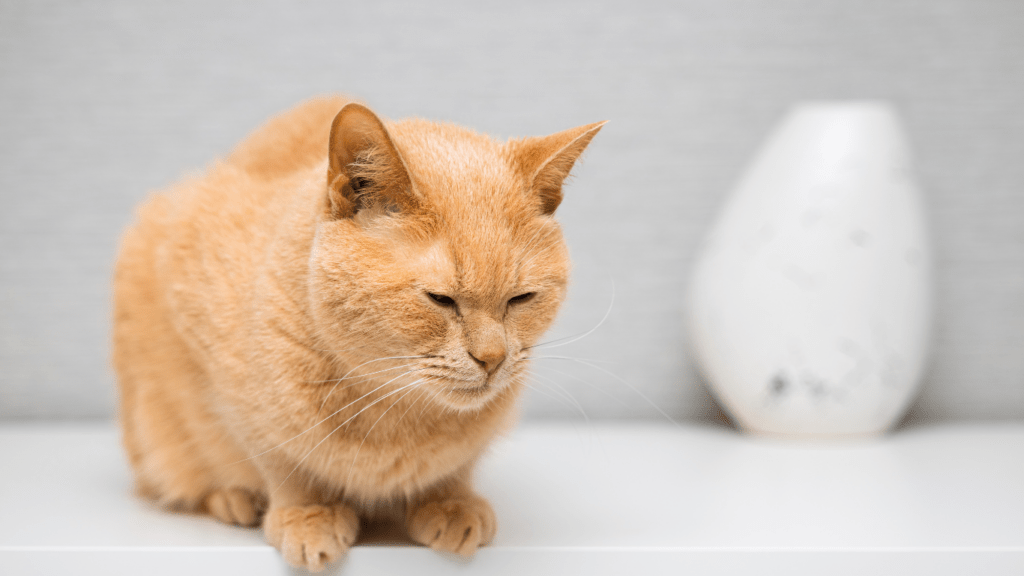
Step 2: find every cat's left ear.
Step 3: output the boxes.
[513,121,607,215]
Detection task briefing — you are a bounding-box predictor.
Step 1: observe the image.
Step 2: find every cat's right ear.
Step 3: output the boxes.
[326,103,415,219]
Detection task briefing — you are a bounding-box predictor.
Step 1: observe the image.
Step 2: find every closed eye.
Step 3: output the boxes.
[427,293,457,307]
[508,292,536,305]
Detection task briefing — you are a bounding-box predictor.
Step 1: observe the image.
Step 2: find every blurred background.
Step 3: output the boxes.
[1,0,1021,423]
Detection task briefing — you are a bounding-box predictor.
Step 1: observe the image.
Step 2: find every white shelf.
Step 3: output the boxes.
[1,421,1022,574]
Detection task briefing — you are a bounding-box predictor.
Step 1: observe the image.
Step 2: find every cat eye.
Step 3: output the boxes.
[508,292,536,305]
[427,293,457,307]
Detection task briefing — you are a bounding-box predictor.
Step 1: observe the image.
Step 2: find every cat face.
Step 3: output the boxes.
[308,104,603,411]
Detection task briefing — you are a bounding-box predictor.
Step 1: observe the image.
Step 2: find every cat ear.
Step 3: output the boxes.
[326,103,415,219]
[514,121,607,215]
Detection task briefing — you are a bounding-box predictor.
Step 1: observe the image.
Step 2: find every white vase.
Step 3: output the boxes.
[686,101,932,438]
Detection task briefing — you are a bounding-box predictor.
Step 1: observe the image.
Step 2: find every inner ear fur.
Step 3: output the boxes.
[514,121,607,215]
[327,103,415,218]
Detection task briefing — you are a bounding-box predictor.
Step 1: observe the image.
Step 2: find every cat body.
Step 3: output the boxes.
[112,96,603,570]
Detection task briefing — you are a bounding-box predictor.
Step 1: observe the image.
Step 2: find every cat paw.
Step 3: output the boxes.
[263,504,360,572]
[407,496,496,556]
[204,487,266,527]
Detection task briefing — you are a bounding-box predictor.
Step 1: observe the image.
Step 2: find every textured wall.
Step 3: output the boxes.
[1,0,1022,421]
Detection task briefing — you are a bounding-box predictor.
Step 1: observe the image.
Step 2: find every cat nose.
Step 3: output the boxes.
[465,313,507,376]
[469,347,506,375]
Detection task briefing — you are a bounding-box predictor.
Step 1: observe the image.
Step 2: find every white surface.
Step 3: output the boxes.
[687,102,932,436]
[1,421,1022,574]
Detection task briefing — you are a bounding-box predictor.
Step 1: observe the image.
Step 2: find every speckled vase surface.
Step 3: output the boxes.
[686,101,932,438]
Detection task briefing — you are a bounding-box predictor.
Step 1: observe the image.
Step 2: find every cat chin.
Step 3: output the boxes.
[434,382,502,412]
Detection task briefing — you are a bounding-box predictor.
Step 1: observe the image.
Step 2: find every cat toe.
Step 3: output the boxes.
[408,496,496,556]
[204,487,266,527]
[264,504,360,572]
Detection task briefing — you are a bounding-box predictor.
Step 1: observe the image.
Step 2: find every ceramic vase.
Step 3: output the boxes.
[686,101,932,438]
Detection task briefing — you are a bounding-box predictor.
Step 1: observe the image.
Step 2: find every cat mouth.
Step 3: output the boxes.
[441,381,498,409]
[452,382,491,396]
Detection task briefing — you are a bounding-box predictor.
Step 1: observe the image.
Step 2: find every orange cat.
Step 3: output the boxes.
[112,96,604,571]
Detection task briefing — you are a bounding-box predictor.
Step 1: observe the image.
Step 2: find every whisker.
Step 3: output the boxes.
[530,363,629,408]
[317,355,430,415]
[414,385,445,426]
[342,380,430,487]
[526,355,617,365]
[271,379,423,497]
[528,370,588,412]
[528,355,683,428]
[303,362,419,385]
[524,372,590,423]
[389,382,435,434]
[526,279,615,351]
[229,367,428,466]
[304,365,425,409]
[517,378,574,411]
[308,342,372,354]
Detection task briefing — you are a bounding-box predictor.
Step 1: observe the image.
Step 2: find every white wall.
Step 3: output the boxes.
[2,0,1022,421]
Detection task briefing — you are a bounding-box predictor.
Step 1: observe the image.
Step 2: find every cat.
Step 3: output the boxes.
[112,96,604,571]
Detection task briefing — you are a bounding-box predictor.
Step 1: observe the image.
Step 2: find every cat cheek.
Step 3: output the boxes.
[413,311,452,344]
[505,314,538,341]
[520,306,560,338]
[427,319,451,342]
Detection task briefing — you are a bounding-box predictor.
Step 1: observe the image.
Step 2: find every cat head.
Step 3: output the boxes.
[309,103,604,411]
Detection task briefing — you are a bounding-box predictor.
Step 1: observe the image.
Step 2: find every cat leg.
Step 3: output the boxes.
[259,462,360,572]
[204,487,267,527]
[405,467,497,556]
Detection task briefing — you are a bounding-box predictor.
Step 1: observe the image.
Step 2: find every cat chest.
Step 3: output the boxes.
[320,433,480,497]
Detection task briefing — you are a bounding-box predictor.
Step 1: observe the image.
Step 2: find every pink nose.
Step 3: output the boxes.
[469,348,506,375]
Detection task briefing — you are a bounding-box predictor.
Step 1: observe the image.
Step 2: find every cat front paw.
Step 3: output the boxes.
[204,487,266,527]
[407,496,496,556]
[263,504,360,572]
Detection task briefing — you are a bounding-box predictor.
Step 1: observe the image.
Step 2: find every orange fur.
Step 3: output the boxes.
[112,96,603,571]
